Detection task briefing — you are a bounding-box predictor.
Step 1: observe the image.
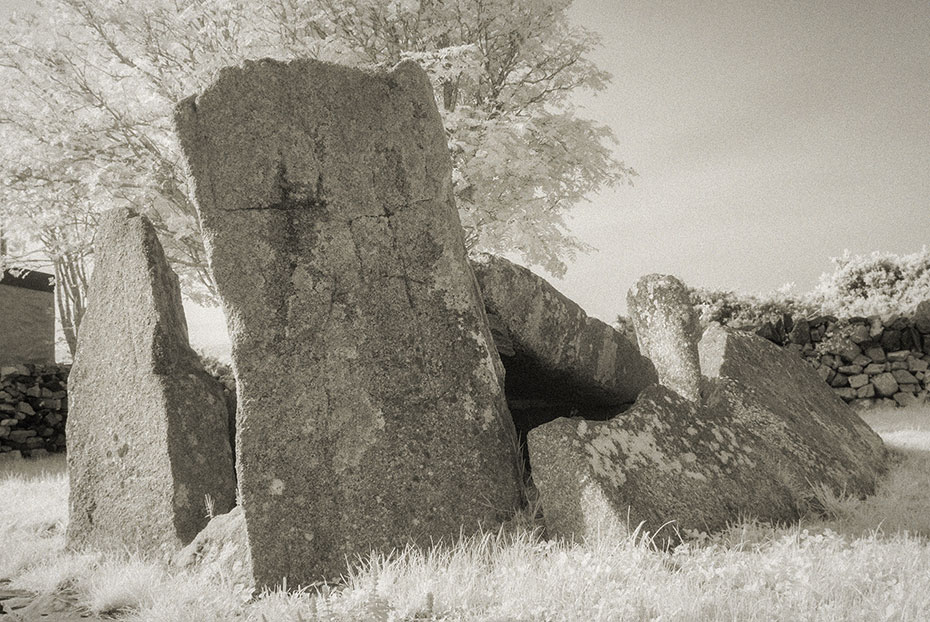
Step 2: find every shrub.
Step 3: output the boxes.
[639,248,930,330]
[810,248,930,318]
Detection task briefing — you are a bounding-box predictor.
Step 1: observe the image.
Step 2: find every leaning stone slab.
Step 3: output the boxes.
[67,208,236,554]
[627,274,703,401]
[527,385,797,543]
[175,59,522,587]
[700,324,887,498]
[471,253,657,406]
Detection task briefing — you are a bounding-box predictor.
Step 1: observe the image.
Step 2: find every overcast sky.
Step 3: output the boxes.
[3,0,928,354]
[558,0,930,320]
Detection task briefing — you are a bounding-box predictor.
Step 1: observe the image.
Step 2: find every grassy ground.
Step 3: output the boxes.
[3,405,930,621]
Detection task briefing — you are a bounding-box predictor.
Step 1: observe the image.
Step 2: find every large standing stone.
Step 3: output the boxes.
[175,59,522,587]
[527,385,797,543]
[700,324,886,498]
[627,274,703,401]
[471,253,656,441]
[67,208,235,554]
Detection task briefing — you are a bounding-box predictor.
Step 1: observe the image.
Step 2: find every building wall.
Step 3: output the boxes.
[0,281,56,365]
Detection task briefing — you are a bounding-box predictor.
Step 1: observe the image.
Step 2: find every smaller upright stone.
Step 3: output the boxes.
[627,274,703,401]
[67,208,235,555]
[788,318,811,345]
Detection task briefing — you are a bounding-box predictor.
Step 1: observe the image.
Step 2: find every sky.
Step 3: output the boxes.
[2,0,928,356]
[557,0,930,321]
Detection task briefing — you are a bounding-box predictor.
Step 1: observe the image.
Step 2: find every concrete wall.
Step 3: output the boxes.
[0,271,56,365]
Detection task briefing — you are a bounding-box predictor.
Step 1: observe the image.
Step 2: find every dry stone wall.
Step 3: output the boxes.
[747,308,930,410]
[0,364,68,460]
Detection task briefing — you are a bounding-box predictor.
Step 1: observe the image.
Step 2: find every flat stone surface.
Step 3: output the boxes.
[700,324,887,499]
[848,374,870,389]
[864,363,886,375]
[887,350,911,362]
[627,274,703,401]
[176,59,522,587]
[67,208,235,554]
[528,385,797,543]
[892,369,919,384]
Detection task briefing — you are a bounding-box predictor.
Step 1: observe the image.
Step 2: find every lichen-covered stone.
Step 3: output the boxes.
[471,253,656,406]
[174,506,252,590]
[67,208,235,554]
[627,274,703,401]
[700,324,886,498]
[527,385,797,543]
[175,59,521,587]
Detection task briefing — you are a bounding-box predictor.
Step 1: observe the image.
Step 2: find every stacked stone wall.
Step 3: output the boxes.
[748,302,930,409]
[0,363,69,459]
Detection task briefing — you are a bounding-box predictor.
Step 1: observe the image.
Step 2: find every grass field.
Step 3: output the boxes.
[3,405,930,621]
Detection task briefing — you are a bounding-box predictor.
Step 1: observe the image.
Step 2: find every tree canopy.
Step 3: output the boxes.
[0,0,633,353]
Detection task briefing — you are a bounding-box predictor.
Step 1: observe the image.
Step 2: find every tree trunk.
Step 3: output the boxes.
[54,252,89,357]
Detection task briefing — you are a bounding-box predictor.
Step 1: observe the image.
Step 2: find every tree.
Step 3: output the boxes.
[0,0,633,355]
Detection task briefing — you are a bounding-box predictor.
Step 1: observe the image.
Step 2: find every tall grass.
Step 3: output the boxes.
[3,405,930,621]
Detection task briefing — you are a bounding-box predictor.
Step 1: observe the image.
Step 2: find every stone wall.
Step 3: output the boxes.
[0,357,231,462]
[748,302,930,409]
[0,270,56,365]
[0,363,69,460]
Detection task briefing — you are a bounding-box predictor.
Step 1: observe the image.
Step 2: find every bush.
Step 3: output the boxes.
[636,248,930,330]
[810,248,930,318]
[687,287,818,328]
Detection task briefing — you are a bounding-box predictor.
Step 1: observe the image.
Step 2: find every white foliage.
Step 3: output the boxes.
[0,0,632,306]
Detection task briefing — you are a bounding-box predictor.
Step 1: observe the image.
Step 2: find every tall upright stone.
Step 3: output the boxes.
[175,59,522,587]
[67,208,235,554]
[627,274,703,401]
